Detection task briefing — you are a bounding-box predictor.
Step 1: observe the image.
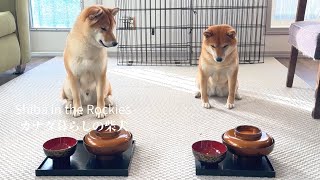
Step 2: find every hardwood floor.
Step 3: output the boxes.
[276,57,319,88]
[0,57,53,86]
[0,56,318,88]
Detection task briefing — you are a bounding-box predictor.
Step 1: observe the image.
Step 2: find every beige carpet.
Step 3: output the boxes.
[0,57,319,180]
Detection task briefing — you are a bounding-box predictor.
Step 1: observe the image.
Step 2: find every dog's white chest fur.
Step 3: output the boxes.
[71,57,102,77]
[70,57,105,105]
[201,63,229,97]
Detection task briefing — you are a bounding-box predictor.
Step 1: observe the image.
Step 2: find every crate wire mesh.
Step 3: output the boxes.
[115,0,267,66]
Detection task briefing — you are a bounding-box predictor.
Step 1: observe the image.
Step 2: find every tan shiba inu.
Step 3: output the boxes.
[62,6,119,118]
[195,24,241,109]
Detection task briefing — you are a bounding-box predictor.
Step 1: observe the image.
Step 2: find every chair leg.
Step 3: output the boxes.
[312,63,320,119]
[286,46,299,87]
[14,64,26,74]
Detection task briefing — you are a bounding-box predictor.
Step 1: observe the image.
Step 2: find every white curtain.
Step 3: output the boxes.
[30,0,81,28]
[273,0,320,21]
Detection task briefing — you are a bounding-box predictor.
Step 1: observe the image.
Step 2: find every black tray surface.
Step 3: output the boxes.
[36,140,135,176]
[196,151,275,178]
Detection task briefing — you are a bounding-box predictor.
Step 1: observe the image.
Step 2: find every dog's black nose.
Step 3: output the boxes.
[216,57,223,62]
[112,41,118,47]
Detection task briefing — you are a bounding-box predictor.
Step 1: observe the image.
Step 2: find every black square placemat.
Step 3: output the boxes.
[196,151,275,178]
[36,140,135,176]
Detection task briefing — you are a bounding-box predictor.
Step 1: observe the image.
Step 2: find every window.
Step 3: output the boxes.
[271,0,320,28]
[30,0,83,29]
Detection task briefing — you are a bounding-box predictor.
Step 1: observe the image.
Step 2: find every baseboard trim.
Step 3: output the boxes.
[31,51,118,57]
[31,51,302,59]
[31,52,63,57]
[264,51,304,58]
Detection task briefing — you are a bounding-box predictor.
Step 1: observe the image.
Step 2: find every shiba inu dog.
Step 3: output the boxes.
[195,24,241,109]
[62,6,119,118]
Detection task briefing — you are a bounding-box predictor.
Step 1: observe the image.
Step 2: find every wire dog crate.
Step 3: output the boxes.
[115,0,267,66]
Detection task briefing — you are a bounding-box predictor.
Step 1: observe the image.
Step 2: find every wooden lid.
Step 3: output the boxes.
[222,125,273,149]
[84,125,132,148]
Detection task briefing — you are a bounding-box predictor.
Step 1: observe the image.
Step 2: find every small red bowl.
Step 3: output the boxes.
[192,140,227,164]
[43,137,77,159]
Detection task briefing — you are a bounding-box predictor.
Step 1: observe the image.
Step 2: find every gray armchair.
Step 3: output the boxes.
[0,0,31,74]
[286,0,320,119]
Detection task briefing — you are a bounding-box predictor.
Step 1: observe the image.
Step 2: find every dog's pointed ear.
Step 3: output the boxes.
[203,30,213,39]
[87,7,103,24]
[227,29,236,39]
[110,8,119,16]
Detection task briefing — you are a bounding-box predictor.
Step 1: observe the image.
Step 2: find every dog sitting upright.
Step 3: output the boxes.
[62,6,119,118]
[195,24,241,109]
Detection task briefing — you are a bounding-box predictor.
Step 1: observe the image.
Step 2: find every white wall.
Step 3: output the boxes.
[30,0,291,56]
[265,35,291,55]
[30,31,68,54]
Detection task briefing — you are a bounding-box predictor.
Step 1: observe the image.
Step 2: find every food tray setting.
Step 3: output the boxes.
[195,151,275,178]
[36,140,135,176]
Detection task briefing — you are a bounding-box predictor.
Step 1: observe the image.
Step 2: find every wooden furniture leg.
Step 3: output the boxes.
[286,47,299,87]
[312,62,320,119]
[286,0,308,88]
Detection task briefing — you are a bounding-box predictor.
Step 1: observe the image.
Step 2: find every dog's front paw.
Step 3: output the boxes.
[72,107,83,117]
[235,93,242,100]
[95,107,106,119]
[225,102,235,109]
[65,100,73,110]
[194,91,201,98]
[202,102,212,109]
[105,95,114,107]
[96,112,106,119]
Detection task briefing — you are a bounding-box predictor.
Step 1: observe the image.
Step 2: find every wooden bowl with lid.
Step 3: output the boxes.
[222,125,274,157]
[83,124,133,160]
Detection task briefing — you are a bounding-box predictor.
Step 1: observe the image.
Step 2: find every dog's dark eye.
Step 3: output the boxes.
[211,45,216,48]
[223,45,229,48]
[101,27,107,31]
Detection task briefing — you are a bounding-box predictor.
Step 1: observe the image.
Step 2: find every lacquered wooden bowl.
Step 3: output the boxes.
[192,140,227,164]
[83,125,133,159]
[222,125,274,157]
[43,137,77,159]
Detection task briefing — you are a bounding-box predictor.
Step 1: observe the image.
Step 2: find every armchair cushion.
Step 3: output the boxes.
[288,21,320,59]
[0,11,16,38]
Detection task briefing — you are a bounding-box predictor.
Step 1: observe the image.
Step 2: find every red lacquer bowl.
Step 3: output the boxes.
[192,140,227,164]
[43,137,77,159]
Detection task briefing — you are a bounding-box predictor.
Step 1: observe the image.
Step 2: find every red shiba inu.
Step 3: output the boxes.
[62,6,119,118]
[195,24,241,109]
